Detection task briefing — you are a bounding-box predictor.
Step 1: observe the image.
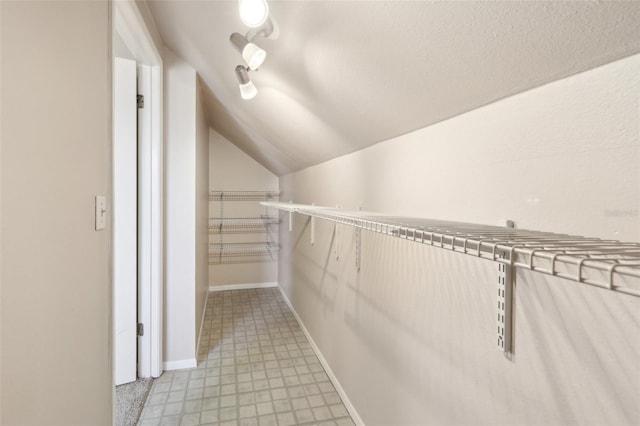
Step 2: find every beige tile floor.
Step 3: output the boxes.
[138,288,355,426]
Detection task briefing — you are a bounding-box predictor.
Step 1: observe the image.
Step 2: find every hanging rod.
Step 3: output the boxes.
[261,202,640,297]
[209,190,280,201]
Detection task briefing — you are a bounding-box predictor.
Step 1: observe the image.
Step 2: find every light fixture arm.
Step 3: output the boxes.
[235,65,251,85]
[230,33,250,53]
[246,17,274,42]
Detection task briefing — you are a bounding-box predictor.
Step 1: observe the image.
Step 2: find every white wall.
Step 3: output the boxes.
[209,130,279,286]
[1,1,112,423]
[279,54,640,425]
[195,78,210,351]
[164,47,209,369]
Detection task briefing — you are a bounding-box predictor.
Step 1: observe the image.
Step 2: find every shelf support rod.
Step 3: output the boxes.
[289,200,293,232]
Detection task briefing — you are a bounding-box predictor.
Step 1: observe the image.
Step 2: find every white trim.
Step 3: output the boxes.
[196,291,209,359]
[137,62,152,379]
[163,358,198,371]
[278,286,365,426]
[149,58,164,379]
[115,1,161,66]
[114,0,164,379]
[209,282,278,292]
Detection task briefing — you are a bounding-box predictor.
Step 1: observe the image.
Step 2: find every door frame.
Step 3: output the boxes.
[114,0,163,378]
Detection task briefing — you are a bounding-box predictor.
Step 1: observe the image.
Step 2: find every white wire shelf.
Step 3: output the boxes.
[262,202,640,297]
[209,242,279,265]
[209,190,280,202]
[209,217,280,234]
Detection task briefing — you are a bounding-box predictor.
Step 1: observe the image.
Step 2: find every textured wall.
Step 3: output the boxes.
[148,1,640,175]
[279,54,640,425]
[1,1,112,423]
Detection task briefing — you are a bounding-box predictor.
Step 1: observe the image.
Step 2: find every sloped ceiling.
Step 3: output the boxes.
[147,0,640,176]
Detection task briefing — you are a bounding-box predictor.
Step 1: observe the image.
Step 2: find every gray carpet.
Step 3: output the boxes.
[115,377,154,426]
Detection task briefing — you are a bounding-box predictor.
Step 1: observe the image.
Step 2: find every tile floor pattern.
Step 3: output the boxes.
[138,288,355,426]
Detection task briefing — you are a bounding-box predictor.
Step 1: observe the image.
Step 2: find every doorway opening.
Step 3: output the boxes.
[112,0,164,422]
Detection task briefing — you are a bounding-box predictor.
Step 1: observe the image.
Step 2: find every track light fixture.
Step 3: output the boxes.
[230,0,277,100]
[235,65,257,100]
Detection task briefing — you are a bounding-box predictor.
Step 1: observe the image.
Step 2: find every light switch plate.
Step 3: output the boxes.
[95,196,106,230]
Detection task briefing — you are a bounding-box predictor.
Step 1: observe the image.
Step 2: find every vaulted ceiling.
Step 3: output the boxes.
[147,0,640,176]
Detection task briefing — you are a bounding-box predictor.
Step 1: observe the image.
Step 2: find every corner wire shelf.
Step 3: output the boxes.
[208,190,280,265]
[262,201,640,353]
[209,242,279,265]
[209,217,280,234]
[209,190,280,202]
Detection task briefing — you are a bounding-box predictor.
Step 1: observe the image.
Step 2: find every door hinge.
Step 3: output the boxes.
[137,323,144,336]
[137,94,144,109]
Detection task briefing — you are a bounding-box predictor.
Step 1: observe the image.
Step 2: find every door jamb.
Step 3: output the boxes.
[114,0,163,379]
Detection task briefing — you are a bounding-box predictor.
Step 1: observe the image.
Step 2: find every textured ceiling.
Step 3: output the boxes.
[147,0,640,176]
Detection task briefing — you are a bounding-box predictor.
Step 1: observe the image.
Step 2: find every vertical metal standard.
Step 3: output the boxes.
[289,200,293,232]
[335,205,340,261]
[355,205,362,271]
[355,227,361,271]
[219,193,225,264]
[310,202,315,245]
[497,253,513,353]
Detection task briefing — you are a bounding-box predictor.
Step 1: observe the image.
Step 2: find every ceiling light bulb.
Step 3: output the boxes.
[235,65,257,100]
[239,81,258,100]
[230,33,266,70]
[238,0,269,28]
[242,43,266,70]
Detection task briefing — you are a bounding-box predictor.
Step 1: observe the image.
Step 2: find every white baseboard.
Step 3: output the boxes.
[196,291,209,362]
[163,358,197,371]
[277,286,364,426]
[209,282,278,292]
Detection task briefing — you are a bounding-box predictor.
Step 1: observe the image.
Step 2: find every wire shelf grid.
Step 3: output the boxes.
[208,217,280,234]
[262,202,640,297]
[209,190,280,202]
[208,242,278,265]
